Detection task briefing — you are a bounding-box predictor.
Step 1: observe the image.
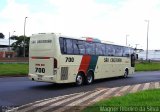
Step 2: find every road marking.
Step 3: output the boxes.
[8,92,84,112]
[90,87,119,103]
[115,85,130,96]
[142,83,150,90]
[130,84,141,93]
[69,89,106,106]
[16,95,73,112]
[36,91,92,112]
[53,89,107,112]
[103,87,119,97]
[90,89,110,103]
[91,87,120,103]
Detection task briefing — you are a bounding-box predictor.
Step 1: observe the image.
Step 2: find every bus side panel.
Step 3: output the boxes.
[95,57,133,79]
[56,55,82,83]
[94,56,108,79]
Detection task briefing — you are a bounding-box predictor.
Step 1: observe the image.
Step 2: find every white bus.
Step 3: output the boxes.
[28,33,137,85]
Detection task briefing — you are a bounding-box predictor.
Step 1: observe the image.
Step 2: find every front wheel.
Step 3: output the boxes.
[76,73,84,86]
[123,70,128,78]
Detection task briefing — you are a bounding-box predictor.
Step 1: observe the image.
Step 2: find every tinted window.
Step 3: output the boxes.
[85,42,95,55]
[130,48,134,54]
[59,37,74,54]
[101,44,106,55]
[96,43,105,55]
[73,40,80,54]
[60,37,128,57]
[59,37,65,54]
[66,39,73,54]
[106,44,115,56]
[115,46,123,56]
[123,47,130,57]
[78,40,85,54]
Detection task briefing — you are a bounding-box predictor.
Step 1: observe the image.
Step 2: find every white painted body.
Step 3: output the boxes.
[28,33,135,84]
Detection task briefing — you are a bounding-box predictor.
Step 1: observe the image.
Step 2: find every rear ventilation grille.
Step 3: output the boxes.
[61,67,68,80]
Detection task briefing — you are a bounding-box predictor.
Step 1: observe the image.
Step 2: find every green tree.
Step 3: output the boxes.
[11,35,30,57]
[0,33,5,39]
[10,35,18,40]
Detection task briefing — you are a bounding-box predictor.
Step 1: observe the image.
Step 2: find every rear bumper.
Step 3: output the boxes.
[28,74,56,83]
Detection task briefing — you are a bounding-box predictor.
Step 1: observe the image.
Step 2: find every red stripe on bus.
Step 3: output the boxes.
[31,57,50,59]
[78,55,91,75]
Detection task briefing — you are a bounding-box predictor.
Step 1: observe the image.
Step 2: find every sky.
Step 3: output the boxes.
[0,0,160,50]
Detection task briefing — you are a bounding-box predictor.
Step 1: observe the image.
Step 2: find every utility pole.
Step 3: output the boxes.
[145,20,149,60]
[9,32,10,51]
[126,34,129,46]
[8,31,16,52]
[24,17,28,57]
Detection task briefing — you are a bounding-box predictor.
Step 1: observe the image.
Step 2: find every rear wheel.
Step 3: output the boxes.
[85,71,94,84]
[76,73,84,86]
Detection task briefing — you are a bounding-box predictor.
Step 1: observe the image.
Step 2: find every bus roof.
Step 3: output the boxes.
[31,33,132,48]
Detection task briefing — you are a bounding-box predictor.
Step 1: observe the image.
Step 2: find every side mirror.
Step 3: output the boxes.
[136,54,138,60]
[132,53,138,60]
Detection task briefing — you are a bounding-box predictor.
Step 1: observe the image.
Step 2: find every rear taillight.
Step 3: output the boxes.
[54,58,57,68]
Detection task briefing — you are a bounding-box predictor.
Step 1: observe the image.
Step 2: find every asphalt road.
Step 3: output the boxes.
[0,71,160,107]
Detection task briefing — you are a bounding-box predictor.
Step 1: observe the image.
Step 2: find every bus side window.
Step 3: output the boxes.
[105,44,109,56]
[96,43,102,55]
[122,47,125,57]
[107,44,115,56]
[66,39,73,54]
[112,45,116,56]
[59,37,66,54]
[78,40,85,55]
[114,46,118,56]
[123,47,130,57]
[101,44,106,55]
[73,40,80,55]
[96,43,105,55]
[85,42,95,55]
[115,46,123,57]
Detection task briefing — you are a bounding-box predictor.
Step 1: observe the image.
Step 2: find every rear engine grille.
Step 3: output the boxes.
[61,67,68,80]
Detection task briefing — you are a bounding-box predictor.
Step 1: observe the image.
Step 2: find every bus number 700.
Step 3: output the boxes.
[35,67,45,73]
[66,57,74,62]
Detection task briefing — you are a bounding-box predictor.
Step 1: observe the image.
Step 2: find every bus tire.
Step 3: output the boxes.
[76,73,84,86]
[85,71,94,84]
[124,69,128,78]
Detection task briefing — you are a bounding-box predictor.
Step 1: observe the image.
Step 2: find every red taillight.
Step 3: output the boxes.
[31,57,50,59]
[54,58,57,68]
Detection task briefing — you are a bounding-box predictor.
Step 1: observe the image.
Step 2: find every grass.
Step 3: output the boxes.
[135,62,160,71]
[0,61,160,76]
[82,89,160,112]
[0,63,28,76]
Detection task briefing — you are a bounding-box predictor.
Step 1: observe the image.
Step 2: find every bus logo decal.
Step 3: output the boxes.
[78,55,91,74]
[78,55,98,75]
[88,55,99,72]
